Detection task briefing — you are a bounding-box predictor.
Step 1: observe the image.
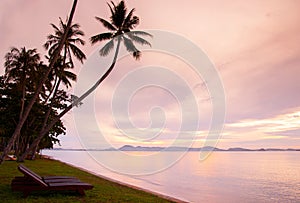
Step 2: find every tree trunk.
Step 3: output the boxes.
[0,0,78,164]
[44,75,58,104]
[18,77,62,162]
[20,38,121,160]
[19,77,26,121]
[19,46,67,162]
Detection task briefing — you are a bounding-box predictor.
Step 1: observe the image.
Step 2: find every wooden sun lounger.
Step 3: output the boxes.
[11,164,93,197]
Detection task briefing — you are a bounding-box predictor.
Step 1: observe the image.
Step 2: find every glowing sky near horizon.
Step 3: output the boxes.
[0,0,300,149]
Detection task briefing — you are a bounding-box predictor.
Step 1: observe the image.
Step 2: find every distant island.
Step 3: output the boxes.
[51,145,300,152]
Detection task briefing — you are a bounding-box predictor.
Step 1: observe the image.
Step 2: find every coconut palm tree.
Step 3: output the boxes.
[44,18,86,66]
[18,18,84,161]
[4,47,41,121]
[0,0,79,164]
[90,0,152,60]
[20,0,152,160]
[18,56,77,161]
[77,0,152,103]
[2,47,54,158]
[44,18,85,101]
[43,55,77,103]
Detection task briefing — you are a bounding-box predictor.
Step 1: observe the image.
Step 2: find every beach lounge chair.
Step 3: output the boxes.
[11,164,93,197]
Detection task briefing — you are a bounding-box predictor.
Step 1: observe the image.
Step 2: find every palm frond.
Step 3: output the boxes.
[72,29,85,37]
[111,0,126,27]
[90,32,113,44]
[99,39,114,56]
[69,44,86,63]
[122,37,137,54]
[123,8,135,28]
[133,51,141,60]
[70,23,80,30]
[122,37,142,60]
[46,35,60,42]
[61,77,72,88]
[64,71,77,81]
[126,33,151,47]
[44,36,59,50]
[128,30,153,37]
[69,37,85,46]
[50,23,60,33]
[48,44,59,56]
[127,16,139,29]
[60,70,77,88]
[95,17,116,31]
[107,2,115,18]
[123,37,137,52]
[59,17,66,31]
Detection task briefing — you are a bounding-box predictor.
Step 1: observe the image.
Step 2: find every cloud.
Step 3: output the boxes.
[222,108,300,148]
[1,0,299,149]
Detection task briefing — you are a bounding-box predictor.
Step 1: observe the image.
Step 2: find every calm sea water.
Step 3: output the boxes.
[42,150,300,203]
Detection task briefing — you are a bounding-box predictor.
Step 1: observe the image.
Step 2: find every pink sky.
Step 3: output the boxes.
[1,0,300,149]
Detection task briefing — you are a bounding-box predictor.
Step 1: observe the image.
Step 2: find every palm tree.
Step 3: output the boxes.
[43,55,77,104]
[0,0,79,164]
[18,57,77,161]
[50,56,77,88]
[44,18,85,101]
[77,0,152,103]
[20,0,152,160]
[18,19,84,161]
[90,0,152,60]
[44,18,86,66]
[2,47,50,158]
[4,47,41,121]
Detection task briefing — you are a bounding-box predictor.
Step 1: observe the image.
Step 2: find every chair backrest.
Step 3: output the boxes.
[18,164,48,187]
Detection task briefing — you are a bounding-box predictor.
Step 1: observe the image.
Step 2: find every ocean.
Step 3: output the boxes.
[42,150,300,203]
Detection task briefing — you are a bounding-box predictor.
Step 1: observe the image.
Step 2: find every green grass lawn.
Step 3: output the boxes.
[0,158,175,203]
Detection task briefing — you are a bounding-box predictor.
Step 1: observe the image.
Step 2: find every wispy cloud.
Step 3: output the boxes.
[227,109,300,132]
[222,108,300,148]
[1,0,299,149]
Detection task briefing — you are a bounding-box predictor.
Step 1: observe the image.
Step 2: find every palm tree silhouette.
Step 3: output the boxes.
[0,0,79,164]
[76,0,152,104]
[90,0,151,60]
[19,19,84,161]
[50,56,77,89]
[4,47,41,121]
[44,18,86,66]
[20,0,152,160]
[44,18,85,99]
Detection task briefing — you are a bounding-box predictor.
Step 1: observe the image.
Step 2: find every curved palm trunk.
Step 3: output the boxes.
[44,75,59,104]
[19,76,26,121]
[0,0,78,164]
[20,38,121,160]
[19,48,68,162]
[18,78,63,162]
[44,45,69,105]
[15,78,26,157]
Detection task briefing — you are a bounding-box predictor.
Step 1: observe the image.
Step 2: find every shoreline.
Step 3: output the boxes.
[44,155,189,203]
